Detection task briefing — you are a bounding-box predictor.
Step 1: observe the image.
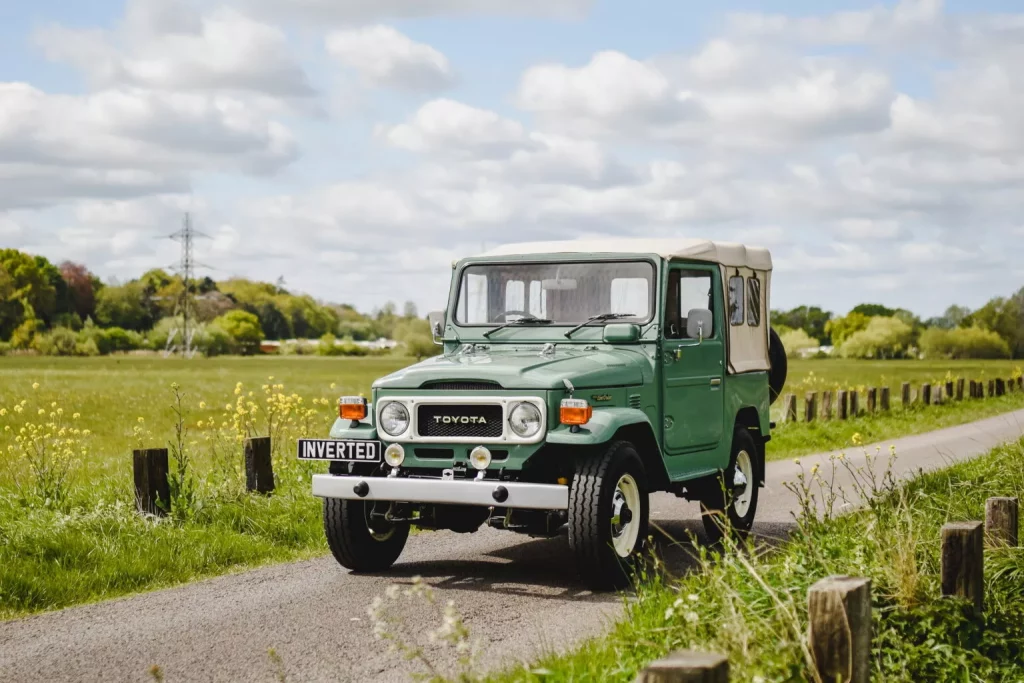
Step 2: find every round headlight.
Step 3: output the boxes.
[384,443,405,468]
[508,402,542,438]
[379,402,410,437]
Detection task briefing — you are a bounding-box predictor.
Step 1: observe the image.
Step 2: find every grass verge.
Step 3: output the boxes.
[485,439,1024,682]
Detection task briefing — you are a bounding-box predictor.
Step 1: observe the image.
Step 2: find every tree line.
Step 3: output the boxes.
[772,292,1024,360]
[0,248,436,358]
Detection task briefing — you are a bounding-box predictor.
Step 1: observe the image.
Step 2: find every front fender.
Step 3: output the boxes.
[328,403,378,440]
[546,407,653,446]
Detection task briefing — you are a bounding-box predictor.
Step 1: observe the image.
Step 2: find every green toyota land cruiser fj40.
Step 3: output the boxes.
[298,238,787,589]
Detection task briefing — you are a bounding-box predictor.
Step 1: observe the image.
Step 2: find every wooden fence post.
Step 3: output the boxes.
[822,391,834,420]
[921,383,932,406]
[1009,377,1016,394]
[635,651,729,683]
[849,390,860,418]
[837,390,849,420]
[880,386,891,411]
[956,378,965,401]
[941,522,984,616]
[985,497,1019,547]
[866,387,877,413]
[784,394,798,422]
[988,379,996,398]
[808,576,872,683]
[133,448,170,516]
[1018,377,1023,391]
[995,378,1006,397]
[245,436,275,494]
[945,381,954,400]
[934,385,945,405]
[804,392,817,423]
[901,382,911,407]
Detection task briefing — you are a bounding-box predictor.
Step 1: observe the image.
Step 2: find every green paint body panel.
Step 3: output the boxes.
[330,249,773,491]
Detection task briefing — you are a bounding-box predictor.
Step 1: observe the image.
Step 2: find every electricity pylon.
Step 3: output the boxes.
[164,213,210,358]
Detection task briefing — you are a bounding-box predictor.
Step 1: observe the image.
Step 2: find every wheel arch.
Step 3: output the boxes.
[734,406,765,486]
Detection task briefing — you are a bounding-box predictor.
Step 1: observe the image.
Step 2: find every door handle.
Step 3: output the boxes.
[710,378,722,387]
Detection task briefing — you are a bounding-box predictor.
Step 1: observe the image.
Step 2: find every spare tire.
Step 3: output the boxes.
[768,327,787,405]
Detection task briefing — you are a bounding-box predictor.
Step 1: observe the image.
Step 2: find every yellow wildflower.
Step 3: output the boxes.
[851,433,863,446]
[137,417,145,424]
[199,401,206,409]
[38,408,45,416]
[32,382,39,390]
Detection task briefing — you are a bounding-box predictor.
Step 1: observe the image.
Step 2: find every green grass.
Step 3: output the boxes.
[0,356,1022,620]
[486,438,1024,682]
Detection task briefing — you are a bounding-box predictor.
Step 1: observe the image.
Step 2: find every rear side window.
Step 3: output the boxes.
[747,276,761,326]
[728,275,745,326]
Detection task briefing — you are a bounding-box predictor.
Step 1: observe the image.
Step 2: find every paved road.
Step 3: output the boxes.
[3,409,1023,683]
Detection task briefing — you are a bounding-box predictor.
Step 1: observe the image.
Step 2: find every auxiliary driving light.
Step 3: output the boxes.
[470,446,492,471]
[560,398,593,426]
[338,396,367,421]
[384,443,406,468]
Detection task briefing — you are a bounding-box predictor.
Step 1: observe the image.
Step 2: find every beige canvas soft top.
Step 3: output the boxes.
[480,237,773,375]
[480,238,772,271]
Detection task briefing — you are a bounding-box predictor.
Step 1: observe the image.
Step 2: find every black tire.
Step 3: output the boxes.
[700,427,761,544]
[768,326,788,405]
[323,497,409,572]
[568,441,650,590]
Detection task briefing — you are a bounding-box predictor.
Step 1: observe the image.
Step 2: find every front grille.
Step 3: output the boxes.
[420,381,502,391]
[417,404,503,438]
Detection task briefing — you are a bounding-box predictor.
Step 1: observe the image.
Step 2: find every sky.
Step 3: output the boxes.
[1,0,1022,320]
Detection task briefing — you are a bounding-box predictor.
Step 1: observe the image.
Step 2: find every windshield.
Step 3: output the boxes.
[454,260,655,326]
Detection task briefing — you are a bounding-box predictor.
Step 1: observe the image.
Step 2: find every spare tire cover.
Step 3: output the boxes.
[768,327,787,405]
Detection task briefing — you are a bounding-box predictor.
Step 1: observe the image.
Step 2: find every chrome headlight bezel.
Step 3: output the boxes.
[379,401,411,437]
[508,401,543,438]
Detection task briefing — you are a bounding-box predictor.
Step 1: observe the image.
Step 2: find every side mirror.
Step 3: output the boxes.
[686,308,713,343]
[603,323,641,344]
[427,310,446,346]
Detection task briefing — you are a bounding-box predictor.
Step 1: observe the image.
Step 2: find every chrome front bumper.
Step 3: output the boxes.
[311,474,569,510]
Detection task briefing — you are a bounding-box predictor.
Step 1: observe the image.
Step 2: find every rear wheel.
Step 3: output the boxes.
[700,427,761,543]
[568,441,650,590]
[324,497,409,572]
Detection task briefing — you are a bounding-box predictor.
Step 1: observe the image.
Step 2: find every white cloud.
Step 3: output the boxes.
[377,99,529,157]
[238,0,591,24]
[326,25,453,91]
[35,2,314,99]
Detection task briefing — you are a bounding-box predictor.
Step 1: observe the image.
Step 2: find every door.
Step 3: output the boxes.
[661,265,725,454]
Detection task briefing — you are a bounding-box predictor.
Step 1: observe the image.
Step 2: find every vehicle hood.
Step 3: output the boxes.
[373,345,654,391]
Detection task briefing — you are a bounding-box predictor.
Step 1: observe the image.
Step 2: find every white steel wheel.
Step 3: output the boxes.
[610,473,641,558]
[732,450,754,518]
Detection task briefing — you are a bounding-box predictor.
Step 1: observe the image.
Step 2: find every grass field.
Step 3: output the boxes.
[0,355,1022,619]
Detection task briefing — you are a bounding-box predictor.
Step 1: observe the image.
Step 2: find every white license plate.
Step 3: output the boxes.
[297,439,381,462]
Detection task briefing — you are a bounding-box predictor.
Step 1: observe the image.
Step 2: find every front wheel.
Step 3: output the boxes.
[568,441,650,590]
[324,497,409,572]
[700,427,761,543]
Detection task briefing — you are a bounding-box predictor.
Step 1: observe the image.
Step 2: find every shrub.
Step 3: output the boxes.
[317,333,369,357]
[214,310,264,355]
[32,328,81,356]
[779,328,819,358]
[839,316,915,359]
[919,326,1012,359]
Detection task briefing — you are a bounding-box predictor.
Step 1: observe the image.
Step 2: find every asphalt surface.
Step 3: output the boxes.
[3,409,1023,683]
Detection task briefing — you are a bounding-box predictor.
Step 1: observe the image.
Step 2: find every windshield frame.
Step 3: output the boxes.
[449,256,660,332]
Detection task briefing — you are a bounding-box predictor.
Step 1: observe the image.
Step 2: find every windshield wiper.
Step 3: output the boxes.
[564,313,637,338]
[483,316,554,338]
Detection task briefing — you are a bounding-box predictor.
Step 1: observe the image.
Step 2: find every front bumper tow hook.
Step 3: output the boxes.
[492,486,509,503]
[353,481,369,498]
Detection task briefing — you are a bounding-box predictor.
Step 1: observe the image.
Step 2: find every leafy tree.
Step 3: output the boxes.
[0,249,58,340]
[95,282,151,331]
[825,311,871,347]
[839,316,915,359]
[770,306,832,344]
[394,318,440,360]
[850,303,896,318]
[779,328,819,358]
[59,261,98,321]
[215,310,264,355]
[924,305,972,330]
[919,326,1011,359]
[966,295,1024,357]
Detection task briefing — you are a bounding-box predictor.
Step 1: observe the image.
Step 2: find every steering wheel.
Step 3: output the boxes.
[492,310,531,322]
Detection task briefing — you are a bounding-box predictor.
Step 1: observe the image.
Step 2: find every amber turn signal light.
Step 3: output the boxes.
[338,396,368,421]
[559,398,592,426]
